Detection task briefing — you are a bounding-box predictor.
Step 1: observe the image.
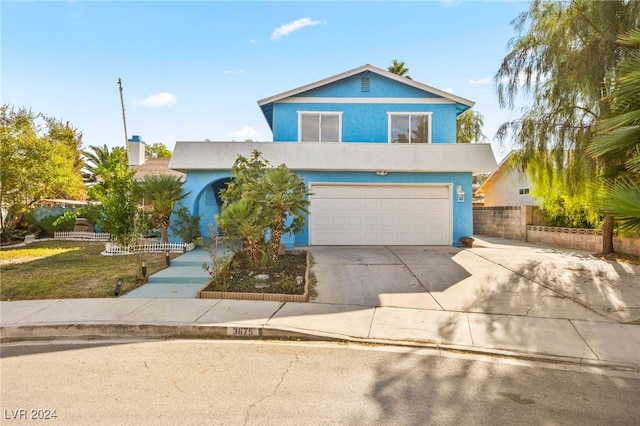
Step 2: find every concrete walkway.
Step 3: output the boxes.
[2,237,639,370]
[122,248,211,298]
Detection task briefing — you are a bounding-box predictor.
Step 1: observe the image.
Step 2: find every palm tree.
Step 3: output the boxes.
[82,144,111,185]
[589,29,640,234]
[137,175,189,242]
[244,165,310,261]
[388,59,411,79]
[216,198,265,265]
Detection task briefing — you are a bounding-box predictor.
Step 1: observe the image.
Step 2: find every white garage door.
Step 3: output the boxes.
[309,184,452,245]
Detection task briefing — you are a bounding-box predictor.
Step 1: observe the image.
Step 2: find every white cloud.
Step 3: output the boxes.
[271,17,321,41]
[230,126,260,141]
[468,77,491,86]
[133,92,177,108]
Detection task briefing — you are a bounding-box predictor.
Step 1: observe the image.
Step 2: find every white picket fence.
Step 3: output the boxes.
[104,241,195,255]
[54,231,111,241]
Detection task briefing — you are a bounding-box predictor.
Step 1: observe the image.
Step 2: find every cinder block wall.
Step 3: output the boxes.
[526,226,602,252]
[614,236,640,256]
[473,206,530,241]
[473,207,640,255]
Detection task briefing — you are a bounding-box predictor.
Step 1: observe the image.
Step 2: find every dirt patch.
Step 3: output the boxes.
[202,251,310,295]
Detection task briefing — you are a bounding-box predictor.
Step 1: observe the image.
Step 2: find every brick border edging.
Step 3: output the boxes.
[197,251,311,303]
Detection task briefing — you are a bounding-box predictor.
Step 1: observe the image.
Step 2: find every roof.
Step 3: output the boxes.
[475,151,517,195]
[169,141,497,174]
[131,158,185,180]
[257,64,475,131]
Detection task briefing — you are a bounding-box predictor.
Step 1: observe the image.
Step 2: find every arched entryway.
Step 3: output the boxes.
[193,177,233,239]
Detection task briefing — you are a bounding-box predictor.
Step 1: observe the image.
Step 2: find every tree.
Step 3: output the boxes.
[217,198,265,264]
[218,150,309,265]
[589,29,640,234]
[145,142,172,159]
[388,59,411,79]
[494,0,640,252]
[88,147,137,247]
[244,165,310,261]
[82,144,111,186]
[456,110,486,143]
[0,105,85,242]
[137,175,188,243]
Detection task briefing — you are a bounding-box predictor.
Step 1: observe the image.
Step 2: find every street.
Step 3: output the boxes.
[1,339,639,425]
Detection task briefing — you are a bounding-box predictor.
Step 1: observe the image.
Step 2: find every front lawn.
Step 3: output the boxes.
[0,241,179,300]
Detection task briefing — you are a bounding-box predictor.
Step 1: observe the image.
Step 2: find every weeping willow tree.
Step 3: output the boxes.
[457,110,487,143]
[495,0,640,252]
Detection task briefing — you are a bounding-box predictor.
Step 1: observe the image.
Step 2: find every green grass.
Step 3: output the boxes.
[0,241,179,300]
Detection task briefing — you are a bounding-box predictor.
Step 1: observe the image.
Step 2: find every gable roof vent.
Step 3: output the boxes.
[361,76,370,92]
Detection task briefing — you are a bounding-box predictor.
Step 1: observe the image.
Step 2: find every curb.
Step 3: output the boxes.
[3,323,638,373]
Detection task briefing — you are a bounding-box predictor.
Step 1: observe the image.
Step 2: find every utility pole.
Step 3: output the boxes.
[118,78,129,150]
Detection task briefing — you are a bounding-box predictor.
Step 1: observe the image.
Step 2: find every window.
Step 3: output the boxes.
[388,113,432,143]
[518,187,530,195]
[299,112,341,142]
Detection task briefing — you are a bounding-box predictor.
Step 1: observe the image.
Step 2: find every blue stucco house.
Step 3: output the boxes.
[170,64,497,247]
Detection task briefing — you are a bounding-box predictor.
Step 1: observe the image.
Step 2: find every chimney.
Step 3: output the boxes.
[127,135,145,166]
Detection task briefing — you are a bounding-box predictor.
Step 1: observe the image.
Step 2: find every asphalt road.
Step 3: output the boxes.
[1,339,639,425]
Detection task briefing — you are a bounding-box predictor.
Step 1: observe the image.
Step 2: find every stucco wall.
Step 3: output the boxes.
[271,71,457,143]
[177,170,472,247]
[483,166,535,206]
[273,102,457,143]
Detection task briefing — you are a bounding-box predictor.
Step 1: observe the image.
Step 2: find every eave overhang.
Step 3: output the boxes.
[170,142,497,174]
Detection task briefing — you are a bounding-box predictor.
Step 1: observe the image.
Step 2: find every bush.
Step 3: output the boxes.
[170,204,201,243]
[26,213,74,236]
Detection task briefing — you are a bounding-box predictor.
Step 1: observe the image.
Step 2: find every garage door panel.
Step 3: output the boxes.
[310,184,452,245]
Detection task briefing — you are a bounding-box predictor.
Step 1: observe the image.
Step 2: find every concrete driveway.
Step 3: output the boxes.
[308,237,640,324]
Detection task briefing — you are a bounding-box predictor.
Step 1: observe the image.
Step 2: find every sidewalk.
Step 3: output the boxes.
[1,238,639,370]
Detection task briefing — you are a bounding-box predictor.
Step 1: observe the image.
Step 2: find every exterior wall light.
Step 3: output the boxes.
[456,185,465,202]
[376,171,388,176]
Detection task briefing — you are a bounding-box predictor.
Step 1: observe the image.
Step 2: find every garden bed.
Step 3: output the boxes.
[198,250,313,302]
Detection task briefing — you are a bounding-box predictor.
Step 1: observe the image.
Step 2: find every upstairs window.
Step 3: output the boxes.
[299,112,341,142]
[519,187,530,195]
[388,113,432,143]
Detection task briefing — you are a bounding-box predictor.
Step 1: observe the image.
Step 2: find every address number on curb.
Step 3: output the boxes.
[227,327,261,337]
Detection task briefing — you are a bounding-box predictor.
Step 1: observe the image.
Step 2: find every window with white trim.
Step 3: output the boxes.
[518,187,530,195]
[299,112,342,142]
[388,113,432,143]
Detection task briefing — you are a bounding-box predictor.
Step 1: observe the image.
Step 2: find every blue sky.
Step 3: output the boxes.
[2,0,528,161]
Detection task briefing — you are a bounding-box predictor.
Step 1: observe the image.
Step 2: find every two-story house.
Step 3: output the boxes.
[169,64,497,247]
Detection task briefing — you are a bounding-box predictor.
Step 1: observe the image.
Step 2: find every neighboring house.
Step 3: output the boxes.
[475,151,535,206]
[170,64,497,247]
[127,135,184,180]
